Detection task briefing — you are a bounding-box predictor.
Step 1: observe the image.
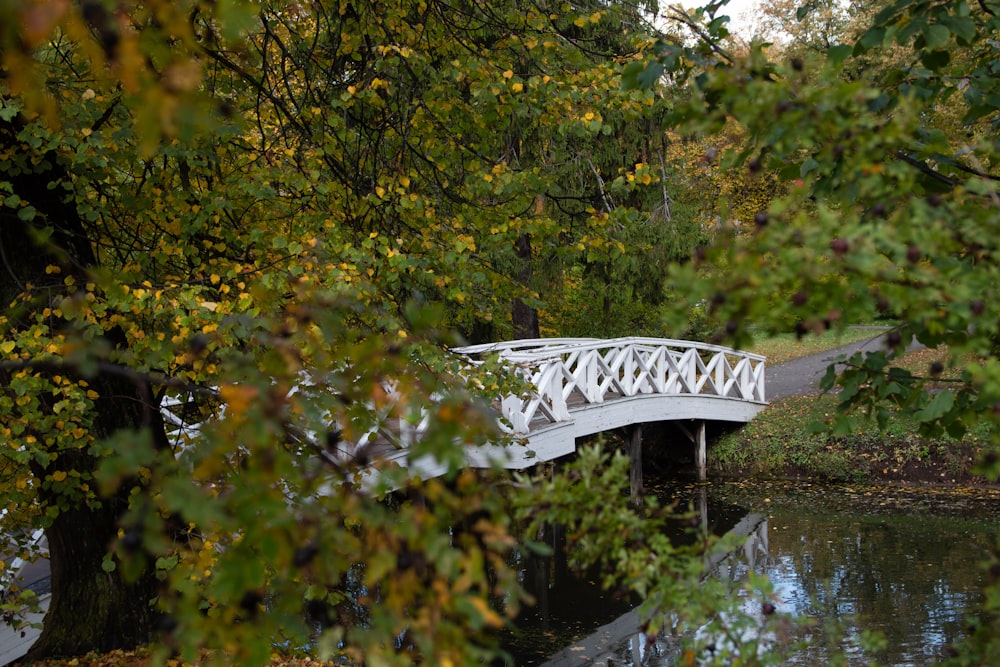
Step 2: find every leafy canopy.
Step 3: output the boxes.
[0,0,728,664]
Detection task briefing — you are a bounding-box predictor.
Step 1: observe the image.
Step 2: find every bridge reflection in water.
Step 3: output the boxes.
[507,486,769,667]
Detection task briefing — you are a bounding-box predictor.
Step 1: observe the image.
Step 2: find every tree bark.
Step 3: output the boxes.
[512,234,539,340]
[27,461,162,660]
[2,116,162,659]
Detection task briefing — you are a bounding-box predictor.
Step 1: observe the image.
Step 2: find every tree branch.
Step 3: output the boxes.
[0,357,219,399]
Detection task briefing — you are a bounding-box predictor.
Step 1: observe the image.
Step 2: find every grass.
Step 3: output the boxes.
[713,333,994,484]
[746,326,890,365]
[711,390,992,484]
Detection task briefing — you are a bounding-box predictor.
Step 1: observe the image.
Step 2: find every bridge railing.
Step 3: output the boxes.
[454,337,766,434]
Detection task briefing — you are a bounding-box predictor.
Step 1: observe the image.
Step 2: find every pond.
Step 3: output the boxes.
[504,478,1000,666]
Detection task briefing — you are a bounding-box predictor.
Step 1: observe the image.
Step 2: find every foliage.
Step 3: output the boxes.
[22,649,329,667]
[626,4,1000,659]
[8,0,1000,662]
[636,0,1000,456]
[0,0,711,664]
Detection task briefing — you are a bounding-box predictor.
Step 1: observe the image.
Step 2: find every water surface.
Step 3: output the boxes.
[507,480,1000,666]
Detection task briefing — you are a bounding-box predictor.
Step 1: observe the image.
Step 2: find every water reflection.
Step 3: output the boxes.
[508,481,1000,666]
[743,483,997,666]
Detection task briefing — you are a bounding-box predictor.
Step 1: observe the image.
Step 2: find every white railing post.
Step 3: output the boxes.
[500,394,529,433]
[580,350,601,403]
[714,352,725,395]
[685,349,698,394]
[540,360,571,421]
[740,358,751,399]
[623,344,636,396]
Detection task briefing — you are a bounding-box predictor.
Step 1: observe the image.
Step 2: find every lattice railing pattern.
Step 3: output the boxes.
[454,337,766,434]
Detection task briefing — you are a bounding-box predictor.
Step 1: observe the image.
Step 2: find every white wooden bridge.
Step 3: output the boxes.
[160,337,766,484]
[454,337,766,481]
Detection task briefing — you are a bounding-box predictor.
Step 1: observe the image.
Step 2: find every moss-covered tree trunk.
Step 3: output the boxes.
[2,116,162,660]
[27,469,162,659]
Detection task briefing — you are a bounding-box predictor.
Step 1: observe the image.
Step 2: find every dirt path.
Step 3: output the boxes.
[766,329,894,400]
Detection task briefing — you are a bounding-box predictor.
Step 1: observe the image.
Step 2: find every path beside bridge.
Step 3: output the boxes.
[766,328,894,400]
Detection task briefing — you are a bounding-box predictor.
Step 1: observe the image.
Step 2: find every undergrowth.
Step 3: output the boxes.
[712,391,992,484]
[714,333,995,484]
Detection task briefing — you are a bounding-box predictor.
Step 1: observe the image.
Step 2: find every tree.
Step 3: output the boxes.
[748,0,855,57]
[630,0,1000,658]
[637,0,1000,437]
[0,0,718,664]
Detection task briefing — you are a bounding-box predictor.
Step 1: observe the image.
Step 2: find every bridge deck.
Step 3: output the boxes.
[368,338,766,479]
[161,337,766,482]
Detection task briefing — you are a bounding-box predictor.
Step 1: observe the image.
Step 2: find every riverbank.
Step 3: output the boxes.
[711,344,995,486]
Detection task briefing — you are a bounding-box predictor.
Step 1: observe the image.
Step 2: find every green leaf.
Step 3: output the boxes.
[637,61,665,90]
[156,554,180,571]
[102,554,117,573]
[827,44,853,67]
[920,49,951,70]
[940,15,977,44]
[923,23,951,50]
[914,390,954,422]
[830,413,856,438]
[855,27,885,54]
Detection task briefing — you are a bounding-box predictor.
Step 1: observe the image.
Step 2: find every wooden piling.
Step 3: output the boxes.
[695,420,707,481]
[628,425,643,502]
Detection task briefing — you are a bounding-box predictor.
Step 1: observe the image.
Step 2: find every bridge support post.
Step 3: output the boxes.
[628,425,643,503]
[694,420,707,481]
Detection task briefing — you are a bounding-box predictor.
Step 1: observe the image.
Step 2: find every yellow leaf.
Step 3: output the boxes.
[51,470,67,482]
[469,597,504,628]
[219,384,259,416]
[0,341,15,354]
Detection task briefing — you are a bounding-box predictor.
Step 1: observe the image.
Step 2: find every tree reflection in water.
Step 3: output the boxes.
[507,480,999,666]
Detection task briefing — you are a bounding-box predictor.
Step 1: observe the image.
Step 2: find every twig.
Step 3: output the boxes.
[0,357,219,398]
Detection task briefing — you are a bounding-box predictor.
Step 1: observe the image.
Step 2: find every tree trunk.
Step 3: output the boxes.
[2,116,162,659]
[26,467,163,660]
[512,233,539,340]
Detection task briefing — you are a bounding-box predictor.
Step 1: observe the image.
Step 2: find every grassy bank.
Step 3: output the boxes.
[710,392,991,484]
[712,337,995,485]
[745,326,888,365]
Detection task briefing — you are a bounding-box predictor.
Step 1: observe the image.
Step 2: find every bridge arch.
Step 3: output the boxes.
[457,337,767,474]
[159,337,766,483]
